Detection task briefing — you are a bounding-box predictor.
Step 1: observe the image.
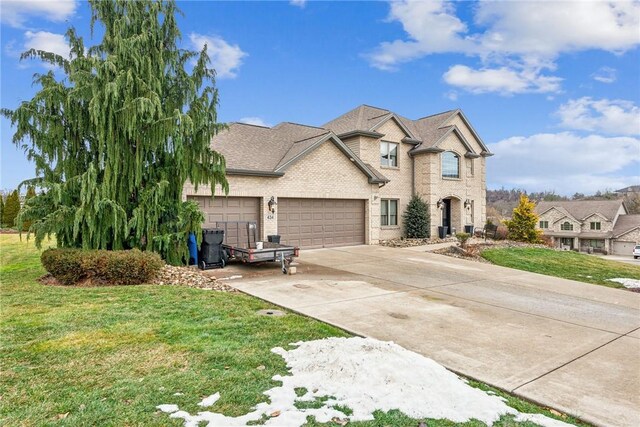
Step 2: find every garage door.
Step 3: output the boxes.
[612,241,636,255]
[188,196,260,246]
[278,198,365,249]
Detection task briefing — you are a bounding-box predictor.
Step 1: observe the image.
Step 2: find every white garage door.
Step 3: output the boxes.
[612,241,636,255]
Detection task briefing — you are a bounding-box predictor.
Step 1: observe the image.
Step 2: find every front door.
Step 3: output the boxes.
[442,199,451,234]
[561,237,574,249]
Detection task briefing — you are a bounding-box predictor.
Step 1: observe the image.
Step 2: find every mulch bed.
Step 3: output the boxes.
[38,265,236,292]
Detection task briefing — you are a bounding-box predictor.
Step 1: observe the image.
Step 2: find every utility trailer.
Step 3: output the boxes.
[212,221,299,273]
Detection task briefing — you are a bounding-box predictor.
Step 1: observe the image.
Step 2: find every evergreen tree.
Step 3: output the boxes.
[0,194,4,228]
[2,190,21,229]
[503,194,542,243]
[3,0,227,264]
[20,186,37,231]
[403,195,430,238]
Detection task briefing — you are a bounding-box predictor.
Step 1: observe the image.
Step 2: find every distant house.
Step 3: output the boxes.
[535,200,640,255]
[615,185,640,195]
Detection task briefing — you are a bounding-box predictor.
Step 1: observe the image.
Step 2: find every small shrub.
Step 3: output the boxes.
[456,232,470,248]
[539,235,554,247]
[41,248,163,286]
[503,194,542,243]
[403,195,430,238]
[494,226,509,240]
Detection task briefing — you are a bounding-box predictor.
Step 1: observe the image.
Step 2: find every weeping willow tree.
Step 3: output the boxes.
[1,0,228,264]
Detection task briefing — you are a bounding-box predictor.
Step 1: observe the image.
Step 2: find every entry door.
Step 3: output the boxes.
[442,199,451,232]
[561,238,574,249]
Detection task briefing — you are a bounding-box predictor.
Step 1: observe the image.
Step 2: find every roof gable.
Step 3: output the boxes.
[535,200,624,222]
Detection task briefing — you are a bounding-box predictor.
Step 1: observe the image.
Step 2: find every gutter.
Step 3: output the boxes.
[337,130,384,139]
[226,168,284,177]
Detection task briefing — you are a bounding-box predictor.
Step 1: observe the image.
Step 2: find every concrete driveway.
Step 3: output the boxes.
[232,245,640,427]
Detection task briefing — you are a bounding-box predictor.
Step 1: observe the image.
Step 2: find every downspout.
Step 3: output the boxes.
[411,154,415,196]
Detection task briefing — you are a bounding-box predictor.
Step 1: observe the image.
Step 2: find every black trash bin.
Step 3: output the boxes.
[438,226,448,239]
[267,235,281,244]
[199,229,227,270]
[464,225,474,235]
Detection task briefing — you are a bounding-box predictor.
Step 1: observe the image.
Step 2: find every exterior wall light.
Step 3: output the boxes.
[268,196,277,213]
[436,199,443,209]
[464,199,471,209]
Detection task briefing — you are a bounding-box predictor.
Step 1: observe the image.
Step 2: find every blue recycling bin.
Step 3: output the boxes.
[187,232,198,265]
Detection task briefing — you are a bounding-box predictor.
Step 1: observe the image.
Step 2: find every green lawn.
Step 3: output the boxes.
[481,247,640,288]
[0,234,582,426]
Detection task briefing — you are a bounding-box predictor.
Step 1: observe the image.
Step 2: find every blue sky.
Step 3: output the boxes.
[1,0,639,195]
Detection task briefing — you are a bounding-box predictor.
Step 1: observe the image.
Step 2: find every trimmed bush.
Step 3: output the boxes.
[403,195,430,238]
[456,232,470,248]
[41,248,163,285]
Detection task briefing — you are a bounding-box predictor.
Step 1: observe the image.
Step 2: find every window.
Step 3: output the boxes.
[381,199,398,226]
[380,142,398,167]
[560,221,573,231]
[442,151,460,178]
[470,158,475,176]
[590,221,601,230]
[583,239,604,248]
[539,221,549,229]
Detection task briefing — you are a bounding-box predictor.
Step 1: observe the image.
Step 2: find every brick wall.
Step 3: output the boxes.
[184,140,379,242]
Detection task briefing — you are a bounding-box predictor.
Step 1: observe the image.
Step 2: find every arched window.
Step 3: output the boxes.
[560,221,573,231]
[442,151,460,178]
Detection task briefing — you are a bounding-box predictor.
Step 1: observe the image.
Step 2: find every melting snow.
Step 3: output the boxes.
[608,278,640,289]
[158,337,572,426]
[156,404,179,413]
[198,393,220,407]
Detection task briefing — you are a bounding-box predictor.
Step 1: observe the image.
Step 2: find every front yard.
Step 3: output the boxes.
[481,247,640,289]
[1,234,582,426]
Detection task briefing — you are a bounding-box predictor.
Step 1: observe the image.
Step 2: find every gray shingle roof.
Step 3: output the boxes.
[535,200,624,221]
[212,122,386,183]
[613,214,640,237]
[322,105,489,155]
[213,104,489,181]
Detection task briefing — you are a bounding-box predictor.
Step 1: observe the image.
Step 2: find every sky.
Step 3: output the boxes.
[1,0,639,195]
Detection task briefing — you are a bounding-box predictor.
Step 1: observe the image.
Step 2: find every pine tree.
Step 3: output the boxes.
[503,194,542,243]
[3,0,227,264]
[2,190,21,229]
[0,194,4,228]
[403,195,430,238]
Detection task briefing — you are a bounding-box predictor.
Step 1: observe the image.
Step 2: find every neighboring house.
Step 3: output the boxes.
[184,105,491,249]
[535,200,640,255]
[615,185,640,195]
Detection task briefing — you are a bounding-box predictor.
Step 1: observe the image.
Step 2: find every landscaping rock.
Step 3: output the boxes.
[152,265,236,292]
[380,237,457,248]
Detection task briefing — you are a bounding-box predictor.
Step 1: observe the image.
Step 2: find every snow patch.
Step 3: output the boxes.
[608,278,640,289]
[198,393,220,407]
[158,337,573,426]
[156,404,179,413]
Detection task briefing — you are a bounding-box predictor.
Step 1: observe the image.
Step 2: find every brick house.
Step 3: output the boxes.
[535,200,640,255]
[184,105,492,249]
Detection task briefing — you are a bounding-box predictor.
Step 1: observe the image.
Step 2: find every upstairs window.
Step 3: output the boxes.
[470,158,475,176]
[539,221,549,229]
[380,142,398,167]
[560,221,573,231]
[442,151,460,178]
[590,221,601,230]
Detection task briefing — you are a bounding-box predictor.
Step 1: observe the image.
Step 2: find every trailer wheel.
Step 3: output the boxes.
[221,258,226,268]
[200,260,206,270]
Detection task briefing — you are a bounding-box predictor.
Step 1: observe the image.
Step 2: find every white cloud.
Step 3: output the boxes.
[23,31,70,58]
[238,117,271,127]
[290,0,307,8]
[557,98,640,136]
[487,132,640,194]
[189,33,247,79]
[367,0,640,94]
[443,64,561,95]
[367,0,471,70]
[1,0,77,28]
[591,67,617,84]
